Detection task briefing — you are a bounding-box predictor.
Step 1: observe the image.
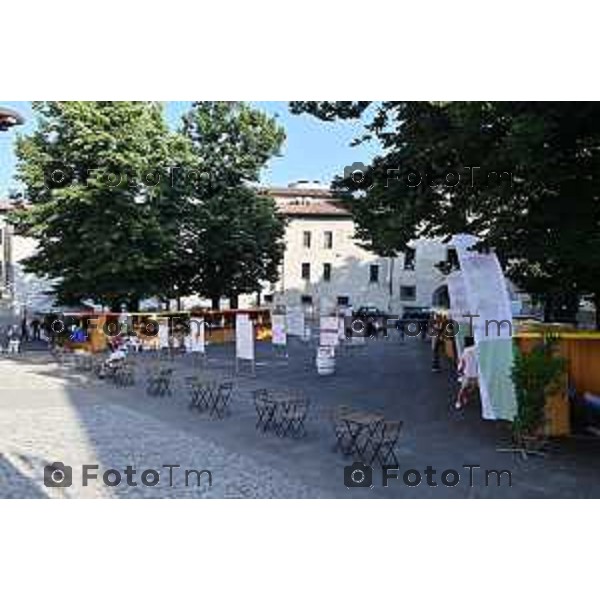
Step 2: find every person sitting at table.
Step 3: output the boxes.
[455,336,479,410]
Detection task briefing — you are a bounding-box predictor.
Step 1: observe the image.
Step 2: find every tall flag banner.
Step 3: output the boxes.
[449,235,517,421]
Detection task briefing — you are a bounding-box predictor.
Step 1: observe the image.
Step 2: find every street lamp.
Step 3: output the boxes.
[0,106,25,131]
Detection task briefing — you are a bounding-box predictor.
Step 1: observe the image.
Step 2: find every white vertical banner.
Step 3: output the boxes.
[271,314,287,346]
[338,317,346,341]
[187,318,205,353]
[195,318,206,353]
[236,313,255,361]
[320,316,339,347]
[446,270,470,357]
[286,308,305,337]
[158,318,169,349]
[451,234,517,421]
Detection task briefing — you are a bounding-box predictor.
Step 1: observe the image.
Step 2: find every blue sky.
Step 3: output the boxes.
[0,101,379,196]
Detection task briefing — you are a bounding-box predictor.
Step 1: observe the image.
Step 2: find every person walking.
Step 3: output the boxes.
[20,317,29,343]
[30,318,41,341]
[455,336,479,410]
[8,325,21,353]
[431,313,446,372]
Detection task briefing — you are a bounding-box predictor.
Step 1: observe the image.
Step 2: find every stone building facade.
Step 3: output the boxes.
[0,201,56,323]
[260,182,447,316]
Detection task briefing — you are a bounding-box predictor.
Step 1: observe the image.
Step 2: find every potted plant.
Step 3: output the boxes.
[510,334,567,454]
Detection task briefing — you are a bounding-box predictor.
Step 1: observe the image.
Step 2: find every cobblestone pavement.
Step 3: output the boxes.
[2,335,600,498]
[0,357,323,498]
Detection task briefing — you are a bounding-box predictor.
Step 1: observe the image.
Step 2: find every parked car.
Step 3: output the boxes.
[352,306,388,337]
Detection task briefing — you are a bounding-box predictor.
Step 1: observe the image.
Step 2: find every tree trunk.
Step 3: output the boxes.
[176,297,182,312]
[211,296,220,310]
[229,295,239,310]
[594,292,600,331]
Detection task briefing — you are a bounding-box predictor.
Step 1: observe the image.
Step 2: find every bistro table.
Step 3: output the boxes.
[338,410,384,461]
[254,388,309,438]
[187,375,233,418]
[146,367,173,396]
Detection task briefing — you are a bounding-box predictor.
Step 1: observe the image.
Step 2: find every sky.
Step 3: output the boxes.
[0,101,380,197]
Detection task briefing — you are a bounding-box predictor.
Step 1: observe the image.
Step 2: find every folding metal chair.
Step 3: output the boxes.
[253,388,276,432]
[186,377,202,409]
[158,368,173,396]
[331,405,353,454]
[194,380,218,412]
[369,420,404,466]
[146,373,159,396]
[280,398,309,438]
[211,381,234,418]
[118,364,135,387]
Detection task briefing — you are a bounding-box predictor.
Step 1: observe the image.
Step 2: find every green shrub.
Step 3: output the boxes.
[511,334,567,438]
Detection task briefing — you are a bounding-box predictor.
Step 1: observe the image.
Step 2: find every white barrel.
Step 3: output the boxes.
[316,346,335,375]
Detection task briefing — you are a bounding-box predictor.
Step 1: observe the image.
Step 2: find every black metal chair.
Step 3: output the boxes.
[331,405,353,454]
[278,397,309,438]
[211,381,234,418]
[115,362,136,387]
[146,367,173,396]
[253,388,276,432]
[186,376,202,409]
[368,420,404,466]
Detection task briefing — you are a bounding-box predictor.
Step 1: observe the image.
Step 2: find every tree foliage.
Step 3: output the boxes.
[290,101,600,326]
[12,101,287,311]
[178,102,286,308]
[12,101,176,310]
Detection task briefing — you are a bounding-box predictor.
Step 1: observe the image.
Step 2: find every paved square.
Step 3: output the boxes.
[2,336,600,498]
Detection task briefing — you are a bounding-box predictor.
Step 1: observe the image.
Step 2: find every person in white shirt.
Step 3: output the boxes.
[455,336,479,410]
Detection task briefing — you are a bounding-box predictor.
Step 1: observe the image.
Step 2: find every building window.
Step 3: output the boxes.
[400,285,417,301]
[369,264,379,283]
[403,247,416,270]
[323,263,331,282]
[263,294,274,304]
[303,231,311,248]
[337,296,350,306]
[324,231,333,249]
[301,295,313,305]
[301,262,310,280]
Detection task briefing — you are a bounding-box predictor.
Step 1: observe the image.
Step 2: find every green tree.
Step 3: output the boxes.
[179,102,286,309]
[291,101,600,327]
[12,101,178,311]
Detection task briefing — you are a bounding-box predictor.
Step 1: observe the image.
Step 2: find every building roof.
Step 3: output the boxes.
[277,200,350,217]
[0,199,25,213]
[264,183,350,217]
[266,186,335,199]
